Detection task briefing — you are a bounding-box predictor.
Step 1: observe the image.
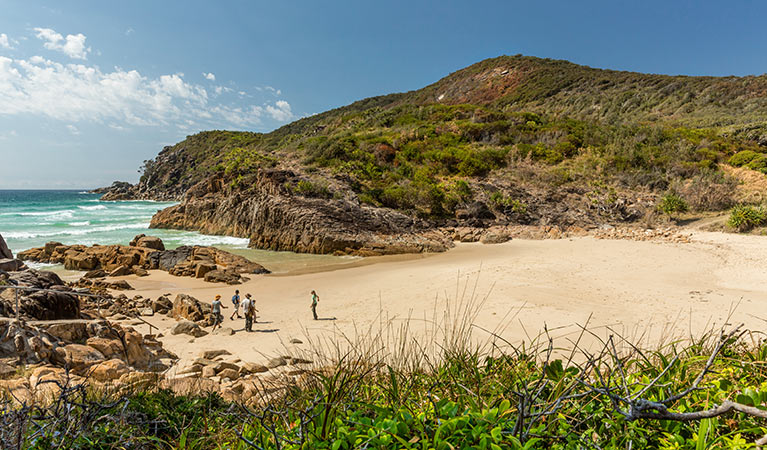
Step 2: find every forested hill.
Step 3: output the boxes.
[98,55,767,254]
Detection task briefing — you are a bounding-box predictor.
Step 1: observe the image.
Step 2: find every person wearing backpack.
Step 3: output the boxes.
[230,289,241,320]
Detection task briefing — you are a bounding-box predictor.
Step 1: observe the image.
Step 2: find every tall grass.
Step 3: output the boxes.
[3,282,767,449]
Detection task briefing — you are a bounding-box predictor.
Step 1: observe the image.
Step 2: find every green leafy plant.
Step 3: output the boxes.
[657,192,689,217]
[727,204,766,232]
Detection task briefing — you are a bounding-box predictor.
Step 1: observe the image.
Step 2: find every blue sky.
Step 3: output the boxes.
[1,0,767,189]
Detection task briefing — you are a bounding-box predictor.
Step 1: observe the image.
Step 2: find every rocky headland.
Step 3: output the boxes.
[92,55,767,255]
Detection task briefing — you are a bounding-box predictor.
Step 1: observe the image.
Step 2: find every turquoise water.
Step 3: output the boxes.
[0,190,354,273]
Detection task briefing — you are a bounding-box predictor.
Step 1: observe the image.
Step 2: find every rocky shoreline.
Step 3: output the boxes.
[17,234,269,285]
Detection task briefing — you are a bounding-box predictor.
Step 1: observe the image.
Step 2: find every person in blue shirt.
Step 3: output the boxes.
[229,289,241,320]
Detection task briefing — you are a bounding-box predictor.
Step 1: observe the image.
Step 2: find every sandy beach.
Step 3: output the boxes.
[108,231,767,371]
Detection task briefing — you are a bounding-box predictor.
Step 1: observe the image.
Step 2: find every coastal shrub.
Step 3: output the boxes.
[222,147,277,175]
[657,192,689,217]
[728,150,759,167]
[671,173,737,211]
[727,204,767,232]
[746,154,767,174]
[292,179,332,198]
[7,324,767,449]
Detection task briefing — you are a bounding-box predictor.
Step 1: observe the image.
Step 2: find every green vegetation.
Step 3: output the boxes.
[7,327,767,449]
[134,55,767,223]
[657,192,689,218]
[727,204,767,231]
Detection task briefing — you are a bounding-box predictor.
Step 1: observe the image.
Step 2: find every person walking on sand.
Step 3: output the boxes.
[211,294,227,331]
[242,293,256,332]
[229,289,241,320]
[310,290,319,320]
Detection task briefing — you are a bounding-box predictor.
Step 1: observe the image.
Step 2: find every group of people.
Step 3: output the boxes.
[209,289,321,332]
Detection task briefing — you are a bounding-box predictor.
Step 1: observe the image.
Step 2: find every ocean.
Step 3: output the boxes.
[0,190,352,274]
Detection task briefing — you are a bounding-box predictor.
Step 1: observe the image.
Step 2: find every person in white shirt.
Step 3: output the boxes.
[242,293,257,332]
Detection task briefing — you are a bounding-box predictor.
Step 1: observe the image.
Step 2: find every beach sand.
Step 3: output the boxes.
[117,231,767,369]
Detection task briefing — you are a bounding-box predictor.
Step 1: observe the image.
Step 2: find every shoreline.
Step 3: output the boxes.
[98,231,767,372]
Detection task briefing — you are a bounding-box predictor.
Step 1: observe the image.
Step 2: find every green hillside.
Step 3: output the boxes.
[135,55,767,220]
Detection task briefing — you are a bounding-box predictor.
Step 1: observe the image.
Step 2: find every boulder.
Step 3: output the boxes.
[133,267,149,277]
[456,201,495,222]
[213,361,240,374]
[148,246,194,271]
[201,366,216,378]
[132,235,165,251]
[194,358,217,366]
[109,280,133,290]
[204,270,242,285]
[480,229,512,244]
[171,320,208,338]
[266,357,287,369]
[212,327,234,336]
[0,233,12,259]
[152,296,173,313]
[83,269,106,279]
[241,362,269,374]
[59,344,106,372]
[123,329,152,367]
[108,265,132,277]
[86,337,124,359]
[218,368,239,381]
[64,253,100,271]
[289,338,303,344]
[195,263,216,278]
[0,259,25,272]
[3,273,80,320]
[89,359,129,382]
[0,361,15,379]
[200,349,231,360]
[140,308,154,317]
[39,322,88,343]
[171,294,210,322]
[29,366,65,387]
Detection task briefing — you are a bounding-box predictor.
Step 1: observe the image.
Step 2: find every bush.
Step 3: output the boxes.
[292,179,332,199]
[727,204,766,231]
[728,150,759,167]
[671,173,737,211]
[747,154,767,174]
[657,193,689,217]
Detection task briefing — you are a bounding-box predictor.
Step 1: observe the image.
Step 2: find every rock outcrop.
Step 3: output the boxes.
[17,235,269,284]
[0,319,177,376]
[0,233,12,259]
[92,181,138,201]
[150,171,453,256]
[0,270,80,320]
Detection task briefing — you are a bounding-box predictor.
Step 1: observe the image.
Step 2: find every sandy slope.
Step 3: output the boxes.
[120,232,767,369]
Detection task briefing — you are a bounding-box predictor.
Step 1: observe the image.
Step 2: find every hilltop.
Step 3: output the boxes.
[100,55,767,254]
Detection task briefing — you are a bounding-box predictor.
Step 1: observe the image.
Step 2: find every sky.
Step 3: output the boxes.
[1,0,767,189]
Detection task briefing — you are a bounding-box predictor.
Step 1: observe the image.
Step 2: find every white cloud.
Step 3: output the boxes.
[125,27,134,36]
[34,28,90,59]
[0,55,269,128]
[203,72,215,81]
[66,124,80,135]
[265,100,293,122]
[0,34,13,49]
